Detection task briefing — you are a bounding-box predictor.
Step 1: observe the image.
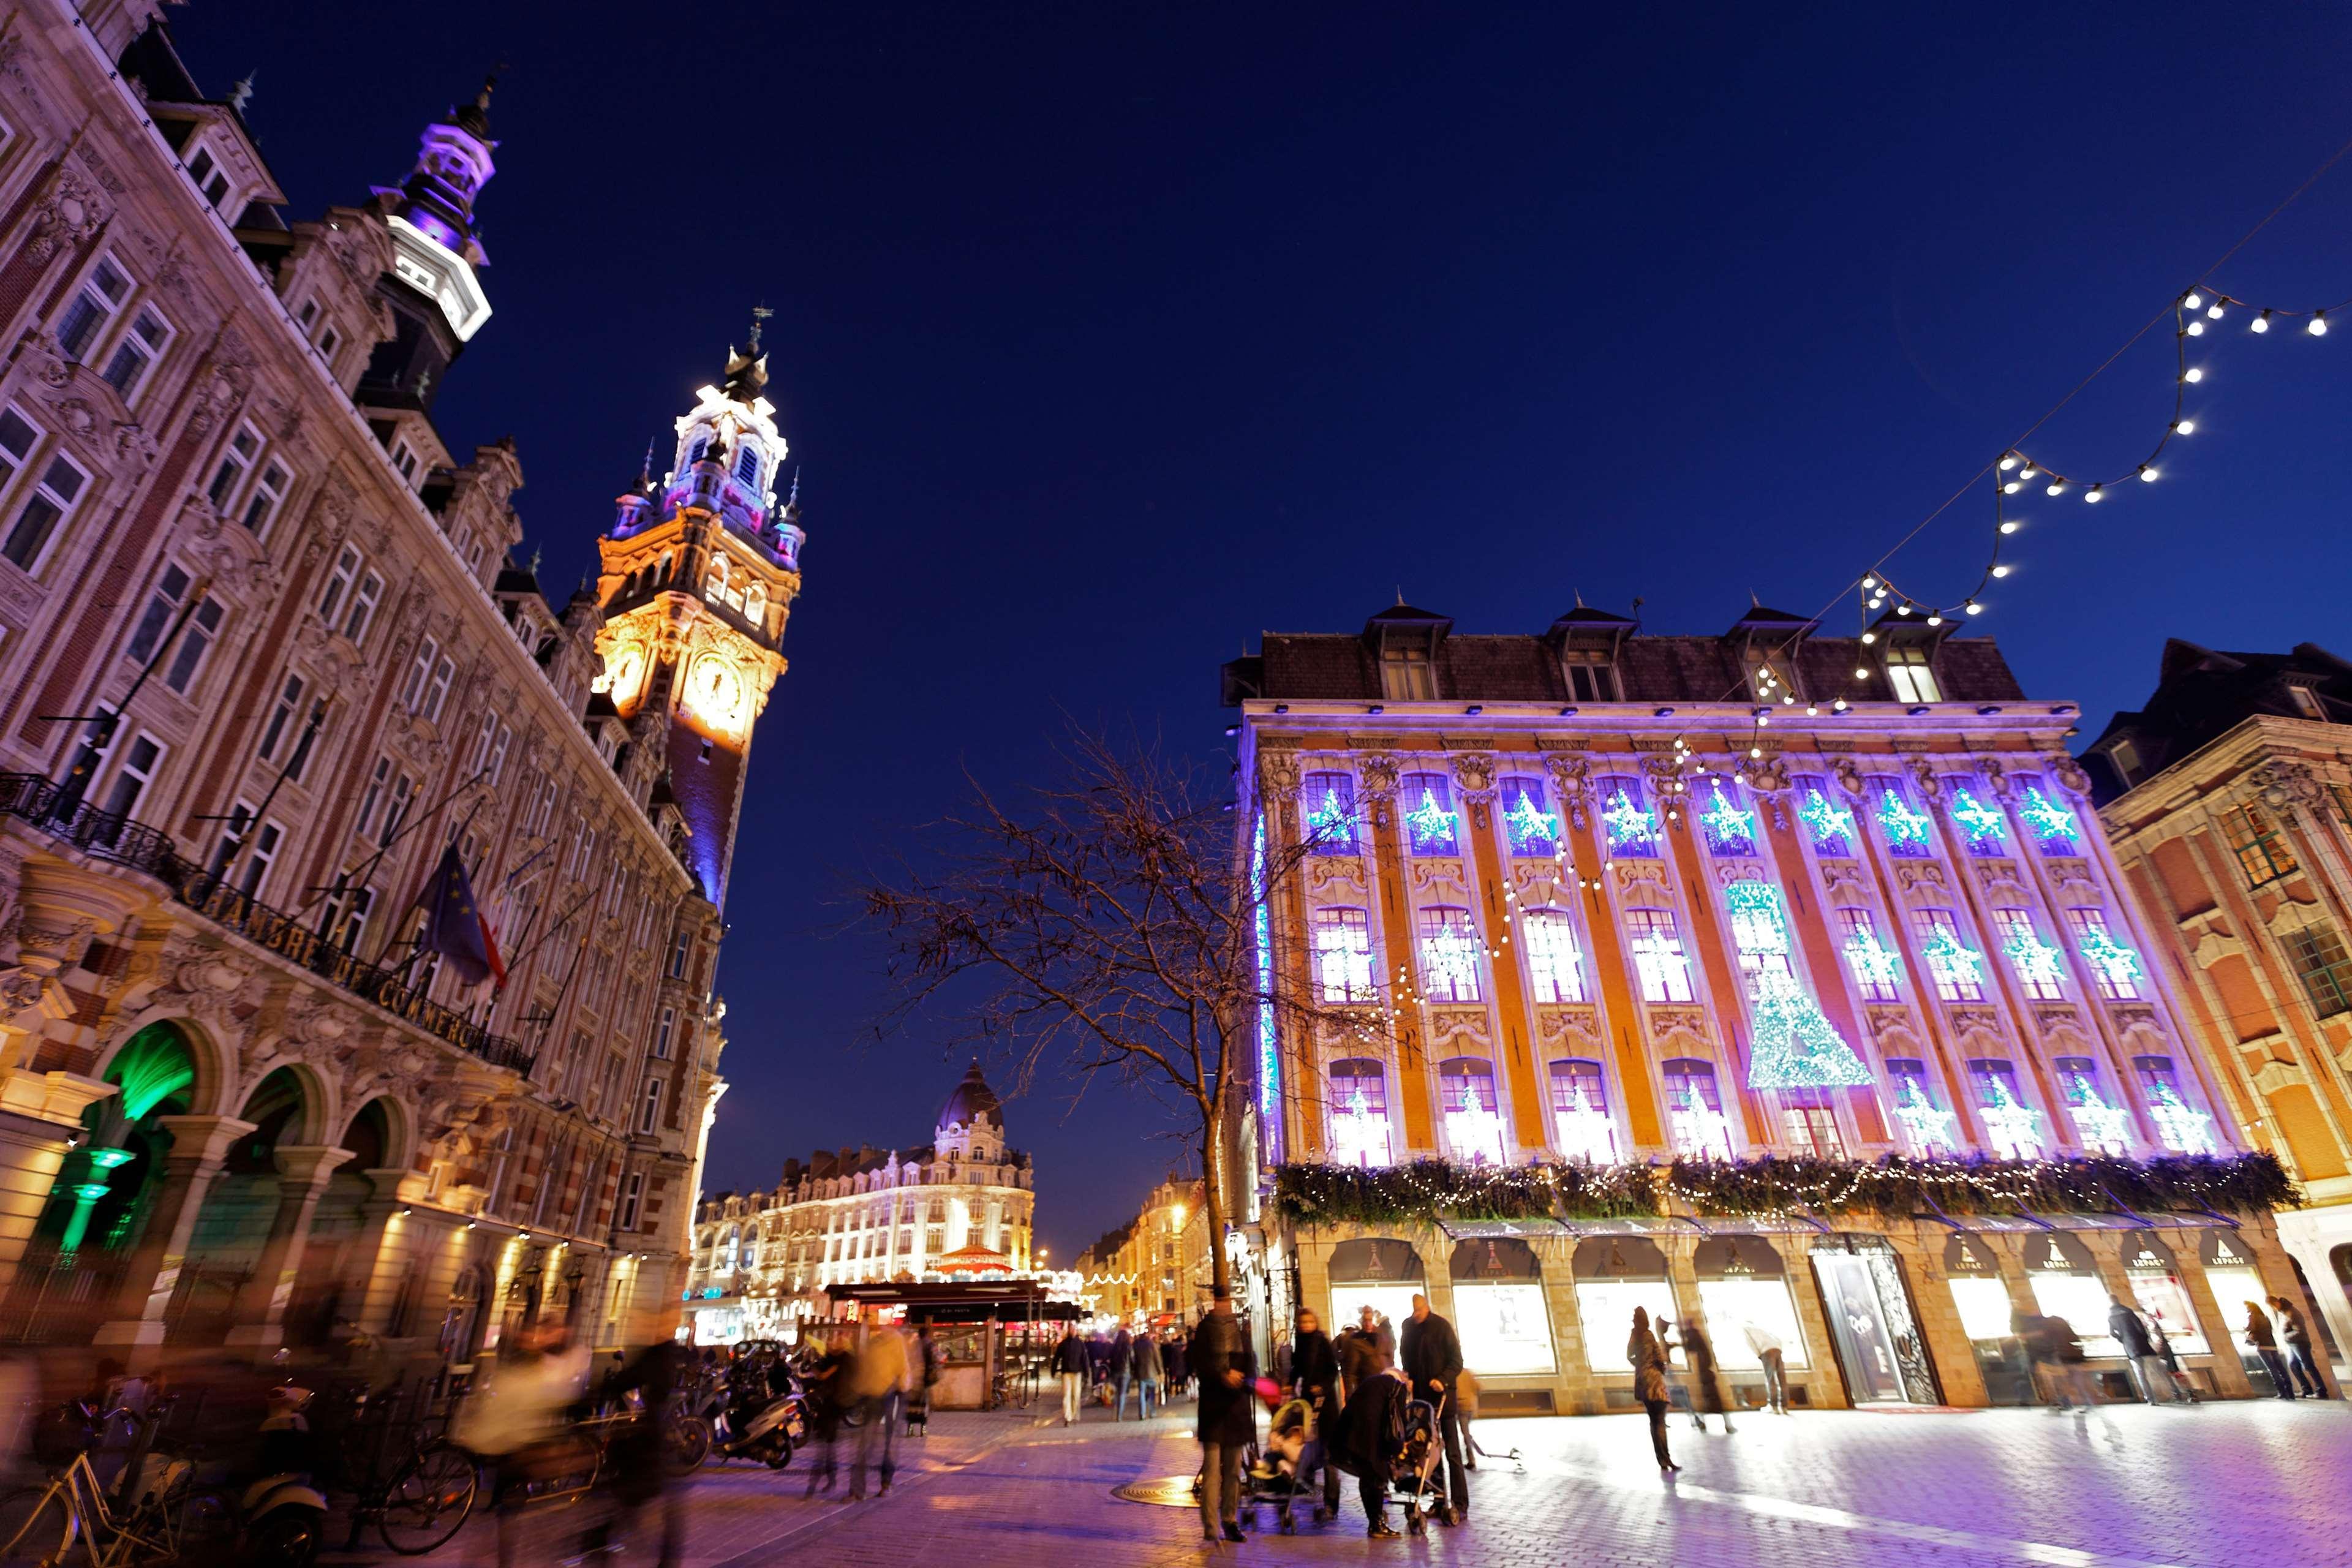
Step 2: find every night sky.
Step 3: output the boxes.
[176,2,2352,1258]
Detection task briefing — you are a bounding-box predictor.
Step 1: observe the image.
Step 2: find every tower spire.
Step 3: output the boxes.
[748,301,773,354]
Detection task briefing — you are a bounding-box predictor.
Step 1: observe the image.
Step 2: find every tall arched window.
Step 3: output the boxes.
[655,551,673,587]
[734,446,761,487]
[742,579,766,626]
[1439,1057,1507,1166]
[1662,1058,1733,1159]
[1327,1058,1393,1169]
[1415,906,1482,1002]
[706,555,731,607]
[1547,1058,1616,1163]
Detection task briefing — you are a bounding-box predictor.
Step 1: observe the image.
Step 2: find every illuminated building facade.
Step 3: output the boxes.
[2088,639,2352,1374]
[0,3,775,1365]
[1079,1175,1213,1326]
[684,1063,1035,1342]
[1225,601,2307,1412]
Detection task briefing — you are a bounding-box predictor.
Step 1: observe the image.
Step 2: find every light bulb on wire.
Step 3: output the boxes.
[2311,312,2329,336]
[1861,631,1877,644]
[2173,419,2194,435]
[2184,291,2204,311]
[1999,519,2019,535]
[2002,479,2022,494]
[1998,455,2018,472]
[2206,302,2225,321]
[2252,309,2272,333]
[1965,600,1983,616]
[1991,564,2010,578]
[2185,318,2205,337]
[2184,366,2205,383]
[2046,480,2067,497]
[2084,485,2105,503]
[1926,613,1943,626]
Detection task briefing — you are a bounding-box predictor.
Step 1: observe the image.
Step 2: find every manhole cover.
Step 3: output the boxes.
[1114,1476,1200,1507]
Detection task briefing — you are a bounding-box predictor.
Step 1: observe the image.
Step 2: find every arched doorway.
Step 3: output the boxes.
[287,1098,397,1345]
[175,1067,310,1342]
[0,1023,198,1342]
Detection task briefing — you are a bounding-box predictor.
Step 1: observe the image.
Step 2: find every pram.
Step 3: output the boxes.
[1385,1395,1449,1535]
[1242,1398,1329,1534]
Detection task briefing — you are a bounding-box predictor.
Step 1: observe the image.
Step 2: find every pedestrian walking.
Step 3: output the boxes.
[598,1338,692,1568]
[1455,1365,1481,1470]
[1628,1307,1678,1473]
[1680,1317,1734,1433]
[2147,1312,2195,1402]
[1400,1293,1468,1525]
[847,1324,909,1499]
[2243,1301,2296,1400]
[456,1324,592,1568]
[1191,1286,1254,1544]
[1290,1306,1344,1523]
[801,1334,854,1495]
[1133,1327,1164,1420]
[1165,1331,1189,1400]
[2272,1295,2328,1398]
[1743,1320,1789,1412]
[1111,1327,1136,1419]
[2106,1295,2174,1404]
[1354,1303,1397,1366]
[907,1323,940,1435]
[1053,1327,1089,1425]
[1336,1352,1409,1539]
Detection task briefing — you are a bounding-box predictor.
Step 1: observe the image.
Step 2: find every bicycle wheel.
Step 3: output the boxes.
[379,1442,478,1555]
[0,1485,71,1567]
[663,1417,710,1476]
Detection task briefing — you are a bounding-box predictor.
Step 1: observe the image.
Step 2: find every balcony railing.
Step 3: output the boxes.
[0,772,538,1077]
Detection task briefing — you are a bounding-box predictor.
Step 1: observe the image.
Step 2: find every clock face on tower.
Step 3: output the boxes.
[609,646,646,708]
[694,655,745,730]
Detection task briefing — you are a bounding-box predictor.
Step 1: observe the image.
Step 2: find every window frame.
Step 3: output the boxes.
[1883,644,1942,703]
[55,254,130,363]
[2221,801,2299,888]
[1311,905,1376,1004]
[1627,906,1696,1003]
[2,445,91,572]
[97,729,165,821]
[99,304,173,401]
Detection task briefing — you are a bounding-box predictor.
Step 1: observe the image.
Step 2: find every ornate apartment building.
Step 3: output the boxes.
[1077,1175,1212,1326]
[1221,601,2309,1414]
[2087,639,2352,1362]
[684,1064,1036,1343]
[0,2,801,1365]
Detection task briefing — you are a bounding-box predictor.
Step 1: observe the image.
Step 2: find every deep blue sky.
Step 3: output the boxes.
[178,2,2352,1257]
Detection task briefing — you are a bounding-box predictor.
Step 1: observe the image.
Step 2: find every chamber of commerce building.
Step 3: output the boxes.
[1222,601,2317,1414]
[0,2,807,1368]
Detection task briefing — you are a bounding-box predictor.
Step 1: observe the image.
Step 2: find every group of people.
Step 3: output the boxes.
[1050,1324,1191,1423]
[2238,1294,2330,1400]
[2018,1292,2334,1408]
[1194,1290,1473,1541]
[794,1322,943,1499]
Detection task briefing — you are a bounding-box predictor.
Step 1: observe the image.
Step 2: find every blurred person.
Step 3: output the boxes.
[1743,1319,1789,1413]
[1629,1307,1676,1473]
[1679,1317,1733,1434]
[907,1324,940,1436]
[846,1325,908,1500]
[2147,1312,2196,1401]
[1191,1286,1253,1544]
[800,1334,854,1496]
[1334,1343,1408,1538]
[2272,1295,2328,1398]
[1052,1327,1088,1426]
[1356,1304,1396,1366]
[1110,1327,1135,1420]
[1455,1364,1481,1469]
[456,1324,592,1568]
[1399,1294,1466,1524]
[595,1338,693,1568]
[1164,1330,1189,1400]
[1133,1329,1163,1421]
[1290,1308,1343,1521]
[2243,1301,2294,1400]
[2108,1295,2174,1406]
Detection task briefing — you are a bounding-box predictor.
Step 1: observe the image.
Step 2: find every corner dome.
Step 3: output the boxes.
[939,1061,1001,1130]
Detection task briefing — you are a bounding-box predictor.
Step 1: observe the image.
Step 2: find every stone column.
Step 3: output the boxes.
[345,1167,423,1334]
[2170,1244,2255,1398]
[0,1077,116,1289]
[95,1114,255,1360]
[224,1145,356,1352]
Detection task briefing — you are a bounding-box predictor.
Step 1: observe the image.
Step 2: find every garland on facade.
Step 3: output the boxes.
[1270,1151,2296,1227]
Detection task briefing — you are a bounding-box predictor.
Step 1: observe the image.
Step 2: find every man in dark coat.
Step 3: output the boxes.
[1290,1306,1344,1521]
[1112,1328,1137,1420]
[1399,1292,1468,1523]
[1336,1360,1408,1539]
[1191,1287,1255,1544]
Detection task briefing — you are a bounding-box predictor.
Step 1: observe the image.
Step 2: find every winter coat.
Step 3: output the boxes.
[1336,1326,1384,1390]
[1112,1330,1134,1376]
[2244,1306,2278,1349]
[1291,1330,1341,1411]
[1164,1338,1188,1388]
[1334,1370,1408,1477]
[1052,1336,1090,1375]
[1191,1311,1256,1446]
[2109,1304,2156,1360]
[1400,1311,1463,1403]
[2277,1302,2314,1348]
[1683,1326,1729,1415]
[1627,1325,1669,1404]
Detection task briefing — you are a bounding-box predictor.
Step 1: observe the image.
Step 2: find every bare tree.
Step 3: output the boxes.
[861,726,1371,1293]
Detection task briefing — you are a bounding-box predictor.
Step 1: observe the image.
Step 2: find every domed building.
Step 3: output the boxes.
[685,1063,1035,1342]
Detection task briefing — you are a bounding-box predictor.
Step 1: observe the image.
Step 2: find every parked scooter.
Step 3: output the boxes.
[233,1384,330,1568]
[706,1363,805,1469]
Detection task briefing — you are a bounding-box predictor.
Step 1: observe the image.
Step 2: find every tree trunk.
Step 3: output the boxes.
[1200,1116,1230,1296]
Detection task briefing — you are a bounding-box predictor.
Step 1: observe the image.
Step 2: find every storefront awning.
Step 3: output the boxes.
[1436,1216,1569,1240]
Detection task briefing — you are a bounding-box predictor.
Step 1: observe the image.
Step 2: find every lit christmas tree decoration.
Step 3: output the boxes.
[1700,784,1756,854]
[1920,928,1985,993]
[1602,787,1657,851]
[2147,1080,2218,1155]
[1442,1076,1508,1167]
[2019,785,2081,845]
[1551,1082,1618,1165]
[1329,1084,1392,1169]
[1980,1076,2045,1159]
[1949,786,2008,849]
[1305,785,1359,853]
[2065,1081,2132,1155]
[1892,1078,1958,1155]
[2003,927,2067,993]
[1876,786,1932,849]
[1725,882,1872,1089]
[1504,788,1561,856]
[1800,787,1855,851]
[1404,786,1458,855]
[2078,926,2144,997]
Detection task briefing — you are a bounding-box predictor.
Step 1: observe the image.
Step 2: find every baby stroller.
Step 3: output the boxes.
[1242,1398,1329,1534]
[1385,1395,1449,1536]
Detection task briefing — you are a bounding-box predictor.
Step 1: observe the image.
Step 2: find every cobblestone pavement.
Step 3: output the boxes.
[344,1400,2352,1568]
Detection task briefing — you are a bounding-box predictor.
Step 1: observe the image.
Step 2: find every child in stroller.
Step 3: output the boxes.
[1386,1395,1449,1536]
[1242,1396,1327,1532]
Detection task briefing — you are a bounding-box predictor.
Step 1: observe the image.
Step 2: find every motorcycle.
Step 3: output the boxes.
[230,1384,331,1568]
[706,1364,806,1469]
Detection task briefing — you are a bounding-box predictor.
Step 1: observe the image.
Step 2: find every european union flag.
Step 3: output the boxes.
[421,843,505,990]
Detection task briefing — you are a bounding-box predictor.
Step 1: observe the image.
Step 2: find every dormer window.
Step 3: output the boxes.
[1380,643,1435,700]
[2289,684,2328,720]
[1561,649,1616,702]
[2106,737,2143,788]
[183,145,231,209]
[1884,644,1941,703]
[1744,647,1791,703]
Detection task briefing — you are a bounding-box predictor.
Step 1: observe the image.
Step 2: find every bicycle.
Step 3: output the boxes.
[0,1433,230,1568]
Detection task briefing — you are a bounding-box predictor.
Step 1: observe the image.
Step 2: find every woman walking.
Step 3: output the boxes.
[1629,1307,1679,1474]
[1681,1317,1735,1433]
[2244,1301,2295,1400]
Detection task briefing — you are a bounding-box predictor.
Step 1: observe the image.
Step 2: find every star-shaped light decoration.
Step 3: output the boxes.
[1980,1077,2045,1158]
[1800,787,1855,851]
[1700,785,1756,853]
[2019,785,2081,845]
[1920,929,1984,992]
[1876,786,1932,849]
[1504,790,1561,856]
[2065,1082,2132,1155]
[1404,786,1458,854]
[2003,928,2067,994]
[1844,928,1904,993]
[1305,786,1359,853]
[1601,787,1656,851]
[1949,786,2008,850]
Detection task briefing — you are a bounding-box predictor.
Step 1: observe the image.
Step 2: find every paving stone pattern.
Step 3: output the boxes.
[345,1401,2352,1568]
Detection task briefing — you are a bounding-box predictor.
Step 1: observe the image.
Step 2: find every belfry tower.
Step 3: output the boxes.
[593,318,804,908]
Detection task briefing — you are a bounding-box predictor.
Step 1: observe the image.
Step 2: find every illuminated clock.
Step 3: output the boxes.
[609,646,646,707]
[696,658,745,728]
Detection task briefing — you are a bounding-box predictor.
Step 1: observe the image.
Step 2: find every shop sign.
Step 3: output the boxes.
[1328,1237,1426,1283]
[2121,1236,2180,1275]
[2024,1232,2096,1276]
[1942,1233,2001,1276]
[2198,1231,2253,1269]
[1694,1234,1787,1280]
[1449,1237,1541,1281]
